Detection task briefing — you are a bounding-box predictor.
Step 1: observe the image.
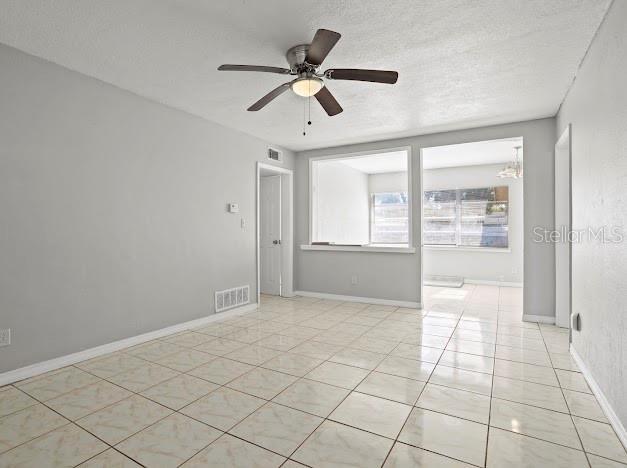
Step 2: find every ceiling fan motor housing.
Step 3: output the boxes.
[286,44,316,73]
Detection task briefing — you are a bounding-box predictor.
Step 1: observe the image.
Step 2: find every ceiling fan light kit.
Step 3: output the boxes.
[218,28,399,120]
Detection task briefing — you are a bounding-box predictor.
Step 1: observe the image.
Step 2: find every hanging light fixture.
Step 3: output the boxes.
[498,145,523,179]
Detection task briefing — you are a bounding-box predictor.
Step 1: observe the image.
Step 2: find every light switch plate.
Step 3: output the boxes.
[0,329,10,347]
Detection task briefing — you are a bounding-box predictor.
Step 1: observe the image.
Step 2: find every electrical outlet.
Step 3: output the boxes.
[351,275,358,285]
[0,329,10,347]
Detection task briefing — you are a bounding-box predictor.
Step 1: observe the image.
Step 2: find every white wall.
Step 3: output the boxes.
[368,171,408,194]
[0,44,294,373]
[557,0,627,430]
[295,118,555,311]
[313,160,369,244]
[423,164,524,284]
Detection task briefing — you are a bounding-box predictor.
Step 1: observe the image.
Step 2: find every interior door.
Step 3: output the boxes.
[555,125,571,329]
[260,175,282,295]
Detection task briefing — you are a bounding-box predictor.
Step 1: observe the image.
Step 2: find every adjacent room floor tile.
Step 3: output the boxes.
[140,374,218,410]
[179,387,265,431]
[383,441,474,467]
[355,371,425,405]
[490,398,582,449]
[416,383,490,424]
[330,392,412,438]
[230,402,322,456]
[226,367,297,399]
[398,407,487,466]
[273,378,350,417]
[0,423,107,467]
[182,433,285,467]
[293,420,394,468]
[116,413,222,467]
[305,361,370,389]
[573,417,627,463]
[492,375,568,412]
[77,394,172,445]
[486,427,589,468]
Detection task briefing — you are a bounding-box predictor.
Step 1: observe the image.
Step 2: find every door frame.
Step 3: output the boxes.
[555,124,572,329]
[256,162,294,303]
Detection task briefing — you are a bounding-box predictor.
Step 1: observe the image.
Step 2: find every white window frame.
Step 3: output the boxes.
[306,146,414,253]
[423,185,510,250]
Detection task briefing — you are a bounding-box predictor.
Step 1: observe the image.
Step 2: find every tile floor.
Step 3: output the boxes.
[1,285,626,467]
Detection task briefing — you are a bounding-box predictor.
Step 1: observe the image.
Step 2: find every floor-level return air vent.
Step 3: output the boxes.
[215,285,250,313]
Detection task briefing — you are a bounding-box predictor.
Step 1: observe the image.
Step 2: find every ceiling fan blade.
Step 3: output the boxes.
[218,64,291,74]
[247,81,294,111]
[305,29,341,66]
[315,86,343,116]
[325,68,398,84]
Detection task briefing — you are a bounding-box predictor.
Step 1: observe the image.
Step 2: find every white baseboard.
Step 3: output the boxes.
[294,290,421,309]
[570,346,627,449]
[0,303,258,387]
[522,314,556,324]
[464,279,524,287]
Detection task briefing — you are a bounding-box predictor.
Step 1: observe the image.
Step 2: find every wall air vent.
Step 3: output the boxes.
[215,285,250,313]
[267,147,282,162]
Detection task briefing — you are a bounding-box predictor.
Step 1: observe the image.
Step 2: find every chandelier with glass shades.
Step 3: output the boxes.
[498,145,523,179]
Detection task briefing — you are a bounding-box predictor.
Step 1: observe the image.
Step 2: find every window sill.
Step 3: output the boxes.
[301,244,416,254]
[423,245,511,253]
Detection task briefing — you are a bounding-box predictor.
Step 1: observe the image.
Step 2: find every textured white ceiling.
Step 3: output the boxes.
[423,137,523,169]
[0,0,610,151]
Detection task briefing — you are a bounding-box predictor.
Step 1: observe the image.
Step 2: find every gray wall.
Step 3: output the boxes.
[295,118,555,313]
[0,44,294,373]
[557,0,627,427]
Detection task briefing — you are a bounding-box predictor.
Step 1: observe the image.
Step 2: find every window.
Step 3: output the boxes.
[424,186,509,248]
[371,192,409,244]
[310,149,411,247]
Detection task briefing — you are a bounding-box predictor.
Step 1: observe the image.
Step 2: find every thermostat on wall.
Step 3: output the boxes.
[228,203,239,213]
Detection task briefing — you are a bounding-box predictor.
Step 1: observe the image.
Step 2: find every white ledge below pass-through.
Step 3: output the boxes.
[300,244,416,253]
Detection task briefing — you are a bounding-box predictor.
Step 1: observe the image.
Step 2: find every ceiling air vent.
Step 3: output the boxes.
[267,147,282,162]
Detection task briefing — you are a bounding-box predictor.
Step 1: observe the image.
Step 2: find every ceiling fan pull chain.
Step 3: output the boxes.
[302,97,306,136]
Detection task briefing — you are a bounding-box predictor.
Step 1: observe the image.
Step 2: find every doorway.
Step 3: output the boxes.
[420,137,524,319]
[555,125,572,329]
[256,162,293,302]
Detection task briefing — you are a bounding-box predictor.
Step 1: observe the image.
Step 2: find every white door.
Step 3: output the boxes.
[555,125,571,329]
[260,175,282,295]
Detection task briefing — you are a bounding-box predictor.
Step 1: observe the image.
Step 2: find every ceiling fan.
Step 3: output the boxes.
[218,29,399,116]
